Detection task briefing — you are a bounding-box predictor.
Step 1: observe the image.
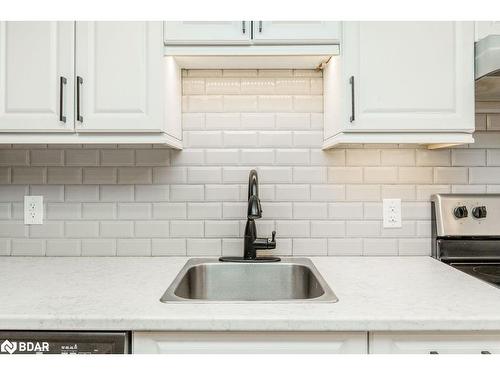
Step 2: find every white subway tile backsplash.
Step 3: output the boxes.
[258,131,293,148]
[224,95,258,112]
[241,113,275,129]
[152,238,186,256]
[170,185,204,201]
[398,167,433,184]
[311,221,345,237]
[276,184,309,200]
[83,167,117,184]
[433,167,468,184]
[328,238,363,256]
[258,95,293,112]
[47,167,82,184]
[135,185,169,202]
[170,149,204,166]
[101,150,134,166]
[82,203,115,219]
[100,185,134,202]
[293,167,327,183]
[363,239,398,256]
[205,113,240,130]
[0,150,29,166]
[1,69,499,258]
[205,221,239,237]
[186,131,223,148]
[170,221,204,237]
[293,96,323,112]
[416,149,450,166]
[276,149,310,165]
[276,221,310,238]
[241,78,275,94]
[66,185,99,202]
[276,113,310,129]
[135,149,170,166]
[293,203,328,219]
[187,239,221,256]
[310,185,345,201]
[187,95,224,112]
[346,150,380,166]
[452,149,486,166]
[241,149,274,165]
[347,221,380,237]
[293,238,327,256]
[117,239,151,256]
[117,203,151,219]
[205,185,239,201]
[11,239,45,256]
[153,167,187,184]
[188,203,222,219]
[152,203,186,219]
[46,239,80,256]
[380,149,415,166]
[81,239,115,256]
[30,150,64,166]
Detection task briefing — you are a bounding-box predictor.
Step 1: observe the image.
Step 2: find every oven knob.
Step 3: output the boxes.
[453,206,468,219]
[472,206,487,219]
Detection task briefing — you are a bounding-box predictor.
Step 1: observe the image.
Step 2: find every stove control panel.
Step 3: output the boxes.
[432,194,500,236]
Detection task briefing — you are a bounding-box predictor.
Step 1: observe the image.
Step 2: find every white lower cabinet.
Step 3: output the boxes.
[133,332,368,354]
[370,332,500,354]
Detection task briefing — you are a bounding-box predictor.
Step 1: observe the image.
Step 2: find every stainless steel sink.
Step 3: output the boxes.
[160,258,338,303]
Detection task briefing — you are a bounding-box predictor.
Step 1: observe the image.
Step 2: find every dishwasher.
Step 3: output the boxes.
[0,331,130,354]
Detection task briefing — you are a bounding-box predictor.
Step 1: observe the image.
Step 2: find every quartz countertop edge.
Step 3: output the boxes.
[1,256,500,332]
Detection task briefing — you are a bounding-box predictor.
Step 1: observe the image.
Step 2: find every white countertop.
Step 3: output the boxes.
[1,256,500,332]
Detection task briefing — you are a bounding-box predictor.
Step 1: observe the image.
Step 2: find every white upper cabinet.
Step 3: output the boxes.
[324,21,475,147]
[252,21,340,44]
[75,21,164,132]
[475,21,500,41]
[165,21,251,45]
[0,21,74,132]
[164,21,340,45]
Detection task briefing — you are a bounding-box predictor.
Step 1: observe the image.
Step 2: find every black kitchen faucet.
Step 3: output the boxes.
[220,169,279,262]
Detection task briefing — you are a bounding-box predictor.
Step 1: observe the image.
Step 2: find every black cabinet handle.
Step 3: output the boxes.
[259,21,263,33]
[59,76,67,123]
[349,76,355,123]
[242,21,246,34]
[481,351,491,354]
[429,351,439,354]
[76,76,83,123]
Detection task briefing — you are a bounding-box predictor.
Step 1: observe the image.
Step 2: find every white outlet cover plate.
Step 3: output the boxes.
[383,198,402,228]
[24,196,43,225]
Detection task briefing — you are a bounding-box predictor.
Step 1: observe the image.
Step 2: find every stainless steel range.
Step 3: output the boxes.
[432,194,500,288]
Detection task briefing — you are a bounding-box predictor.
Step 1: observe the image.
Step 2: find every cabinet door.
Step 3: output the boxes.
[252,21,341,44]
[75,21,163,132]
[164,21,252,45]
[370,332,500,354]
[0,21,74,132]
[475,21,500,41]
[133,332,368,354]
[341,22,474,133]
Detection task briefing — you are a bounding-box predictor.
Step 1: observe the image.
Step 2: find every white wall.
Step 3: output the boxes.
[0,68,499,257]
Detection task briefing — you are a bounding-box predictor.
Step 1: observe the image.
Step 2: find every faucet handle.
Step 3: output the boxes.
[271,230,276,242]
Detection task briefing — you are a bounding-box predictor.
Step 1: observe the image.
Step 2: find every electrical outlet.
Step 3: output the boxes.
[383,198,402,228]
[24,196,43,225]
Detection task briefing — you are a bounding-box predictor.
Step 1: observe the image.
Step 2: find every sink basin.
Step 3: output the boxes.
[160,258,338,303]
